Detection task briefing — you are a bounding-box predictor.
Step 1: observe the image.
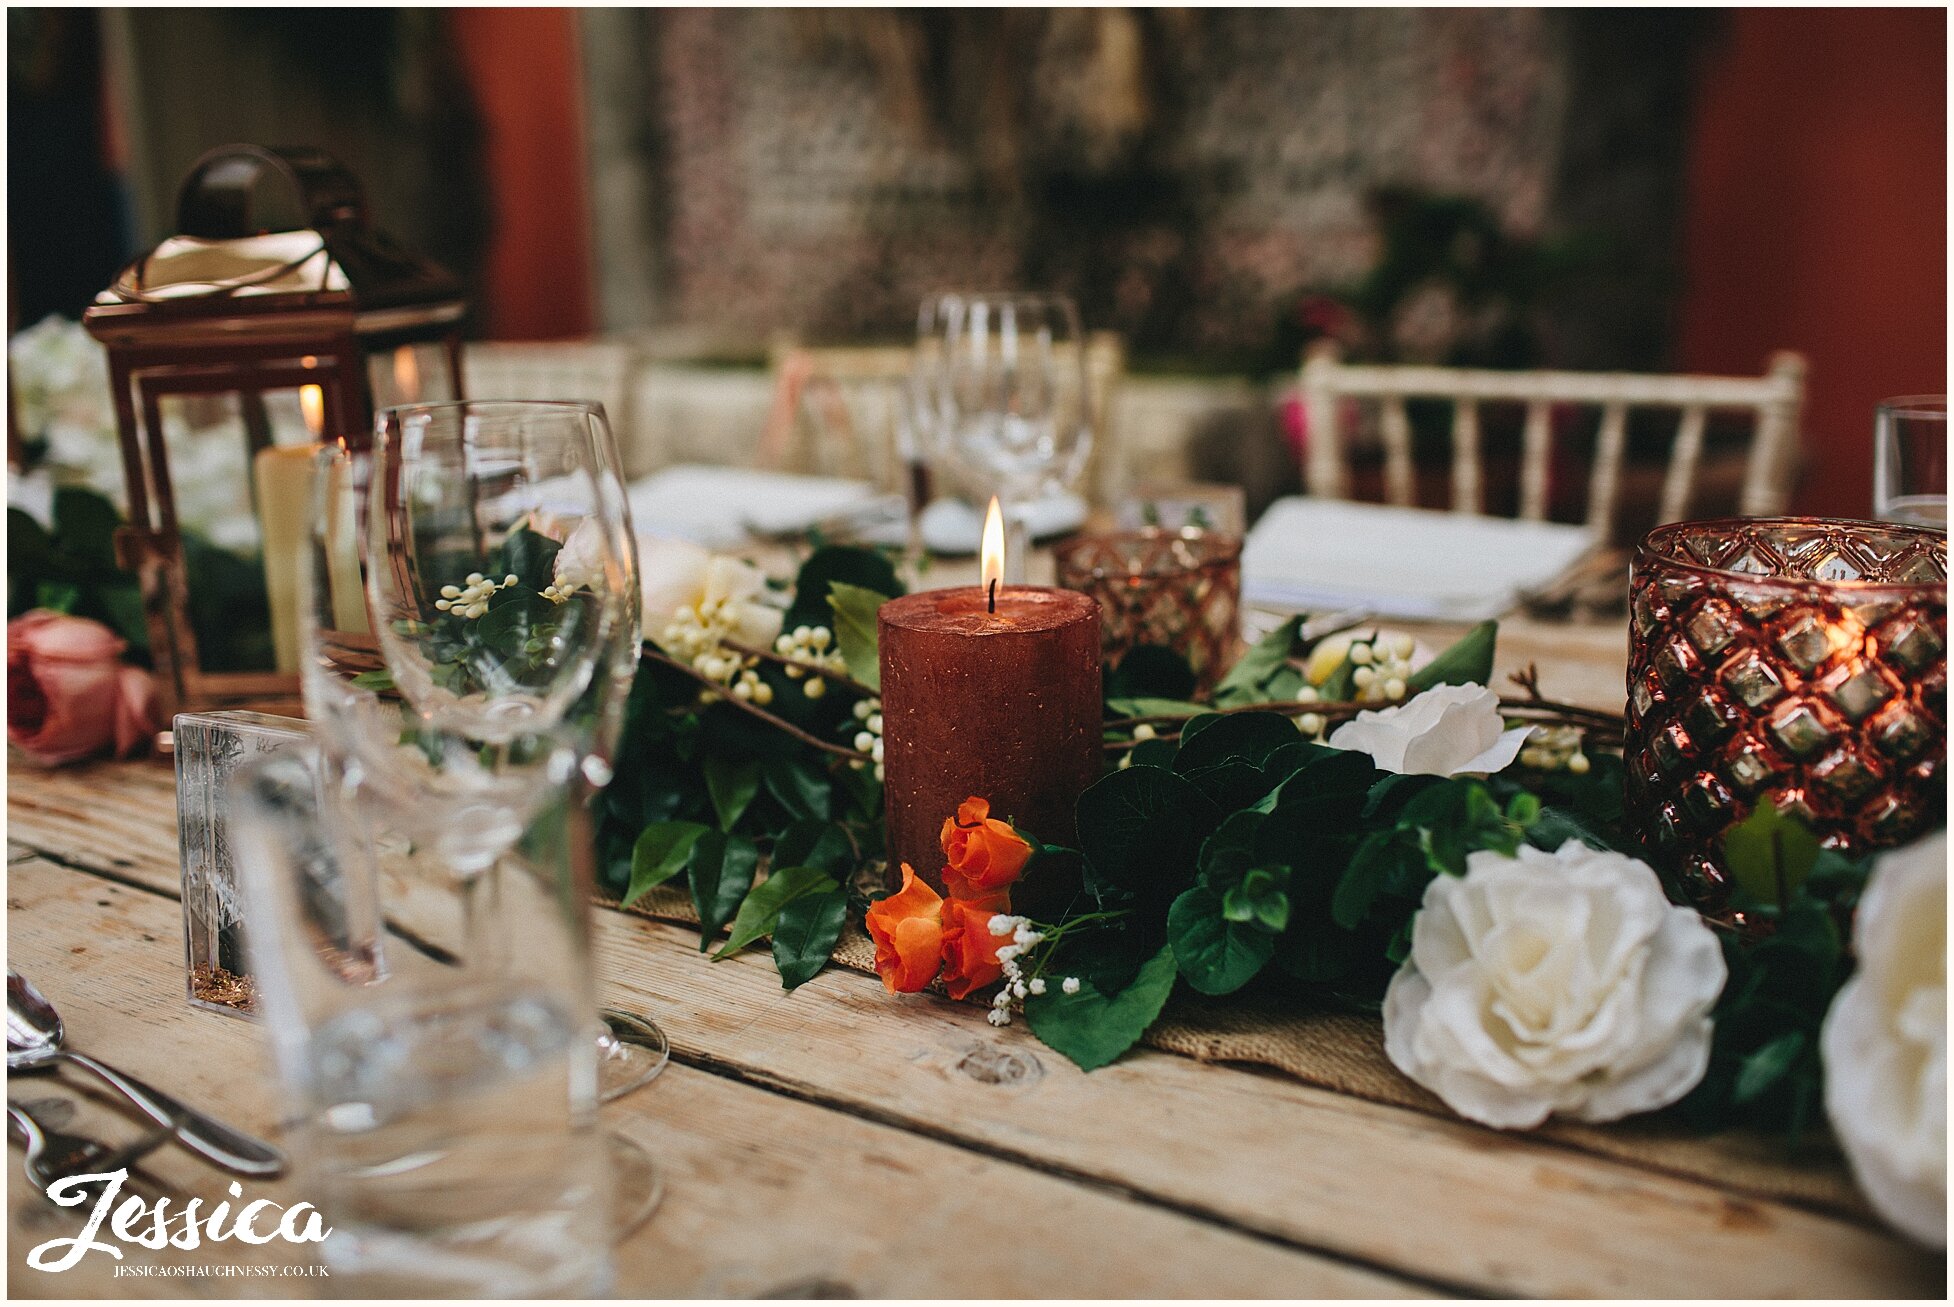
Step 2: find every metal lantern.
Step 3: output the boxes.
[84,144,467,716]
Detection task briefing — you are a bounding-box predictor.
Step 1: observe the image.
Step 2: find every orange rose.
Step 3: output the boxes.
[866,863,946,993]
[940,796,1032,899]
[940,898,1009,999]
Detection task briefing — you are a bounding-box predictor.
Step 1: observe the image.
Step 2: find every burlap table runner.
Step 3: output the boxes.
[605,886,1871,1222]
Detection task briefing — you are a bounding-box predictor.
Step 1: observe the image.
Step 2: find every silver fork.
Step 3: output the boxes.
[9,1099,171,1203]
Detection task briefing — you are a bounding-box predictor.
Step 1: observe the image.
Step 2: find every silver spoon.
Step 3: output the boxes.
[7,971,284,1178]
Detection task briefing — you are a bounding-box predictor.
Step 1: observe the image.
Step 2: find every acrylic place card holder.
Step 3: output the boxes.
[175,709,314,1018]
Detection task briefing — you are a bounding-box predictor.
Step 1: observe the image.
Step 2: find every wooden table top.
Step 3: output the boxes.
[7,617,1944,1299]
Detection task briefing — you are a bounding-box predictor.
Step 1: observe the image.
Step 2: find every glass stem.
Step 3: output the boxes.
[1005,505,1031,585]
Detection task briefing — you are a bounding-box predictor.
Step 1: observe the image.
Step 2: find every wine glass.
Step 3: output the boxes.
[918,293,1091,580]
[303,406,665,1234]
[1875,395,1947,527]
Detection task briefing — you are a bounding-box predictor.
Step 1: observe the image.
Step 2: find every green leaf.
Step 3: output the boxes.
[1222,867,1291,932]
[1106,697,1207,719]
[1733,1031,1807,1105]
[714,864,840,959]
[1074,765,1221,898]
[1722,803,1823,905]
[1024,944,1178,1071]
[1333,831,1425,930]
[1168,886,1276,994]
[98,583,149,650]
[624,821,710,906]
[34,579,80,613]
[1319,651,1358,702]
[688,830,759,949]
[764,755,832,822]
[1212,615,1303,707]
[1106,645,1197,701]
[827,580,890,691]
[474,589,554,654]
[499,526,563,592]
[772,887,848,989]
[704,756,763,832]
[1172,710,1302,774]
[350,668,397,692]
[785,545,903,632]
[51,486,123,571]
[770,819,854,877]
[1406,620,1497,692]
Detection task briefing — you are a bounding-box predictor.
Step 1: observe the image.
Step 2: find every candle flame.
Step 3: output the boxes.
[299,384,326,439]
[392,345,420,401]
[981,496,1005,596]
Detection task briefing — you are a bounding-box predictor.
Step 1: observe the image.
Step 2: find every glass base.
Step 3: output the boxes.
[608,1131,664,1242]
[597,1007,670,1103]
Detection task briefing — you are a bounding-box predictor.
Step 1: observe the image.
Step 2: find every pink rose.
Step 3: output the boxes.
[8,611,159,766]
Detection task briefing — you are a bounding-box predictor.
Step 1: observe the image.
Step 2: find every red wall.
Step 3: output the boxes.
[449,8,594,340]
[1678,8,1946,519]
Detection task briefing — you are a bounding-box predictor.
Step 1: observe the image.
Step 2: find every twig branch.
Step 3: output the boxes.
[722,639,878,699]
[1102,693,1625,751]
[640,645,873,761]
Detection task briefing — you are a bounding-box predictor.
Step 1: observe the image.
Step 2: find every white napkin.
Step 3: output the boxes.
[623,465,880,548]
[908,493,1090,555]
[1242,497,1598,621]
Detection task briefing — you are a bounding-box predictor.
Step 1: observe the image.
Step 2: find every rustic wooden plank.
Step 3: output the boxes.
[9,779,1939,1299]
[4,857,1425,1299]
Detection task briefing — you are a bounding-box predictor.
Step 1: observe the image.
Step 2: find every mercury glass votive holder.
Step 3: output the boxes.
[1625,517,1946,913]
[1054,527,1243,694]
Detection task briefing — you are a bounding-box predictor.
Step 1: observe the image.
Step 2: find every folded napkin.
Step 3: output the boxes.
[624,465,880,548]
[1243,497,1598,621]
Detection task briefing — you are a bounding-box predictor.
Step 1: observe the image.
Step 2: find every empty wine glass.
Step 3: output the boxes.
[917,293,1091,580]
[1875,395,1947,527]
[308,401,668,1100]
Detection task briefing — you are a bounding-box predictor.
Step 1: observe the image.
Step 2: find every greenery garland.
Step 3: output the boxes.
[602,544,1880,1137]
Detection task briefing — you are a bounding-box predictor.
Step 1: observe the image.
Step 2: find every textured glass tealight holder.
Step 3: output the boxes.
[175,710,314,1018]
[1625,518,1946,914]
[1055,527,1243,694]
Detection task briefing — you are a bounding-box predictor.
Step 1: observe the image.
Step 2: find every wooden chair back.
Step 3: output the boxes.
[1297,343,1806,536]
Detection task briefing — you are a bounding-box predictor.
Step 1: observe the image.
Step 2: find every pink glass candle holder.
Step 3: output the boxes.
[1054,527,1243,694]
[1625,517,1946,913]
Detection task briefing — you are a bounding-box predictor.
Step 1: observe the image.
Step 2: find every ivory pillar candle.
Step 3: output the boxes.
[878,584,1102,914]
[253,444,317,675]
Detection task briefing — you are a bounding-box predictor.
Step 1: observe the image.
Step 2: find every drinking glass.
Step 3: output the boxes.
[917,293,1091,580]
[312,400,668,1098]
[230,741,612,1296]
[1874,395,1947,527]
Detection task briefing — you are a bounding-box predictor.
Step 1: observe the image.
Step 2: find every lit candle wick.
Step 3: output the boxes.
[989,577,997,614]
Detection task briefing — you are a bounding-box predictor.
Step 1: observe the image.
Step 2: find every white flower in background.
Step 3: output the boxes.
[1822,832,1946,1249]
[1383,840,1726,1129]
[1329,683,1531,776]
[544,518,611,601]
[645,536,784,703]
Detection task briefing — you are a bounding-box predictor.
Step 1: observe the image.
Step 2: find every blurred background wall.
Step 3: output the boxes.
[8,6,1945,515]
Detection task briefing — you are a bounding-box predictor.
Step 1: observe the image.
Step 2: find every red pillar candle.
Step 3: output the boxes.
[878,584,1102,912]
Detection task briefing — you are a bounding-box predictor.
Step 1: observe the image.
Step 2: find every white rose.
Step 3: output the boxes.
[1328,683,1531,776]
[640,536,783,649]
[1384,840,1727,1129]
[1822,832,1946,1248]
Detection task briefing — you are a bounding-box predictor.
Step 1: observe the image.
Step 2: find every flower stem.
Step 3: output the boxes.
[639,644,873,761]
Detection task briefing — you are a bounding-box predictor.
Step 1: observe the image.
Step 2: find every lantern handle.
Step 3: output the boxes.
[174,144,368,240]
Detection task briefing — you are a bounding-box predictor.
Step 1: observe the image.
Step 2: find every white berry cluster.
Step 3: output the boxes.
[540,578,583,603]
[849,695,885,780]
[1519,724,1592,775]
[775,625,847,701]
[1295,633,1418,736]
[435,572,519,620]
[983,914,1080,1026]
[1116,721,1158,770]
[661,599,773,705]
